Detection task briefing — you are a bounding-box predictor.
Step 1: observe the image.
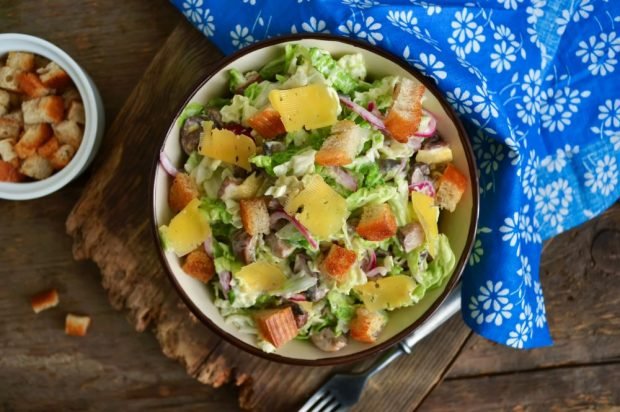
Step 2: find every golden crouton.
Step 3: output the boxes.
[65,314,91,337]
[6,52,35,72]
[62,87,81,109]
[0,66,22,92]
[19,154,53,180]
[384,78,425,143]
[38,62,71,89]
[168,172,198,212]
[49,144,75,170]
[37,136,60,159]
[67,100,85,124]
[247,107,286,139]
[435,163,468,212]
[254,307,298,348]
[356,203,398,241]
[0,139,18,167]
[17,72,51,98]
[15,123,52,159]
[0,117,21,140]
[240,197,270,236]
[30,288,59,314]
[0,90,9,115]
[349,307,387,343]
[315,120,366,166]
[320,244,357,281]
[182,249,215,283]
[52,120,82,148]
[0,160,23,182]
[22,96,64,124]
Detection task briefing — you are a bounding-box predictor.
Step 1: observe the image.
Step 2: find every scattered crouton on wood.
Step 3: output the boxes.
[22,96,64,124]
[67,100,85,124]
[0,66,22,92]
[315,120,366,166]
[0,117,21,140]
[240,197,270,236]
[49,144,75,170]
[349,307,387,343]
[6,52,35,72]
[38,62,71,89]
[435,163,468,212]
[52,120,82,148]
[320,244,357,281]
[168,172,198,212]
[65,314,91,337]
[17,72,51,98]
[384,78,425,143]
[247,107,286,139]
[30,288,59,314]
[15,123,52,159]
[182,249,215,283]
[254,306,298,348]
[0,138,19,167]
[0,160,23,182]
[356,203,398,241]
[19,154,53,180]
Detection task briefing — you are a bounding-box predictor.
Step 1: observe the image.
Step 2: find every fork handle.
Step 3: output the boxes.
[365,284,462,378]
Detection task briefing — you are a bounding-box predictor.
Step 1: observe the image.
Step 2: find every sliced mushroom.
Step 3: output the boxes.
[400,222,425,253]
[311,328,348,352]
[231,230,257,264]
[266,234,296,259]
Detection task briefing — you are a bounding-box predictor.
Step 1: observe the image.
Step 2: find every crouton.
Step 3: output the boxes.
[239,197,270,236]
[0,66,22,92]
[38,62,71,89]
[384,78,425,143]
[65,314,91,337]
[15,123,52,159]
[0,139,18,167]
[168,172,198,212]
[52,120,82,148]
[19,154,53,180]
[3,109,23,124]
[22,96,64,124]
[247,107,286,139]
[0,117,21,140]
[349,307,388,343]
[49,144,75,170]
[0,160,23,182]
[62,87,81,108]
[435,163,467,212]
[182,249,215,283]
[17,72,51,98]
[6,52,35,72]
[37,136,60,158]
[30,288,59,314]
[254,306,298,348]
[0,90,9,115]
[34,55,51,70]
[315,120,366,166]
[67,100,85,124]
[320,244,357,281]
[356,203,398,241]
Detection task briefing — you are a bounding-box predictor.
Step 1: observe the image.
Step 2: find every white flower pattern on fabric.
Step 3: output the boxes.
[499,212,520,248]
[506,322,529,348]
[198,8,215,37]
[534,281,547,328]
[301,17,329,33]
[412,53,447,81]
[598,99,620,128]
[497,0,524,10]
[181,0,204,23]
[242,0,256,5]
[478,281,513,326]
[338,16,383,45]
[230,25,254,49]
[448,8,486,58]
[522,149,540,200]
[446,87,474,115]
[517,255,532,287]
[490,41,517,73]
[472,84,499,120]
[468,295,484,325]
[584,154,618,196]
[541,145,580,173]
[341,0,378,8]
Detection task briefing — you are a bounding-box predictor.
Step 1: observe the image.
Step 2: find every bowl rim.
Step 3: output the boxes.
[150,33,480,366]
[0,33,104,200]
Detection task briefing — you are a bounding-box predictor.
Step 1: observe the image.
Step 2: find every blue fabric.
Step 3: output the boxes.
[171,0,620,349]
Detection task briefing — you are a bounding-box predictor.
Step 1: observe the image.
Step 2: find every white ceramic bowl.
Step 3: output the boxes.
[0,33,104,200]
[153,35,479,365]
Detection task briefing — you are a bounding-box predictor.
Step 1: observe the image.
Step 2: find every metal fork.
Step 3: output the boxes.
[298,284,462,412]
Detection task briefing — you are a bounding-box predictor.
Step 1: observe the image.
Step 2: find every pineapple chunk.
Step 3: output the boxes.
[268,84,340,132]
[235,262,287,293]
[199,121,256,171]
[159,198,211,257]
[285,175,348,239]
[411,191,439,257]
[415,146,453,164]
[354,275,417,311]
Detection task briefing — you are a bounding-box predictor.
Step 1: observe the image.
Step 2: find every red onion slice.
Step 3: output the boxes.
[270,210,319,249]
[366,266,389,278]
[414,110,437,138]
[203,235,214,258]
[339,95,386,131]
[328,167,358,192]
[159,152,178,177]
[361,249,377,272]
[224,123,253,137]
[289,294,307,302]
[409,181,436,197]
[219,271,232,294]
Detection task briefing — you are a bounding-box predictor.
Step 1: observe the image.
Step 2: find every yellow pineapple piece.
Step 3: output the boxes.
[235,262,287,293]
[415,146,453,164]
[159,198,211,257]
[285,174,348,239]
[199,121,256,170]
[410,191,439,257]
[268,84,340,132]
[354,275,417,311]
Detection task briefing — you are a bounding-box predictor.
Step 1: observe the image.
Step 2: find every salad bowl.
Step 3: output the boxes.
[151,34,479,365]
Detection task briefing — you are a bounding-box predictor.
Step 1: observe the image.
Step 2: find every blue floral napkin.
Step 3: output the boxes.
[171,0,620,349]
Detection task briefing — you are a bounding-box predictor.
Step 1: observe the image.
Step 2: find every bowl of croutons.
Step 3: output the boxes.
[0,33,104,200]
[152,35,479,365]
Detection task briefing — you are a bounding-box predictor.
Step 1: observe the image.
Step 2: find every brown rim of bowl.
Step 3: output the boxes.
[150,33,480,366]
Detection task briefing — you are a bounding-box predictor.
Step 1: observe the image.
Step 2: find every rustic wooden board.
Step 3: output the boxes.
[63,19,472,411]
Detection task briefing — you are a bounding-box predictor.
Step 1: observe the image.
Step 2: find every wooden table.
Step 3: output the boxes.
[1,1,619,411]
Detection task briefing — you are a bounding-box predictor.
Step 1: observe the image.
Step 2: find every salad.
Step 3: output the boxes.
[158,44,468,353]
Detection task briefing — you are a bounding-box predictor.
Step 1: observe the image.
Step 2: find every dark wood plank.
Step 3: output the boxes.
[447,203,620,379]
[421,363,620,411]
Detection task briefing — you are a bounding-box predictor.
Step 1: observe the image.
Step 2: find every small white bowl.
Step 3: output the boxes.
[0,33,104,200]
